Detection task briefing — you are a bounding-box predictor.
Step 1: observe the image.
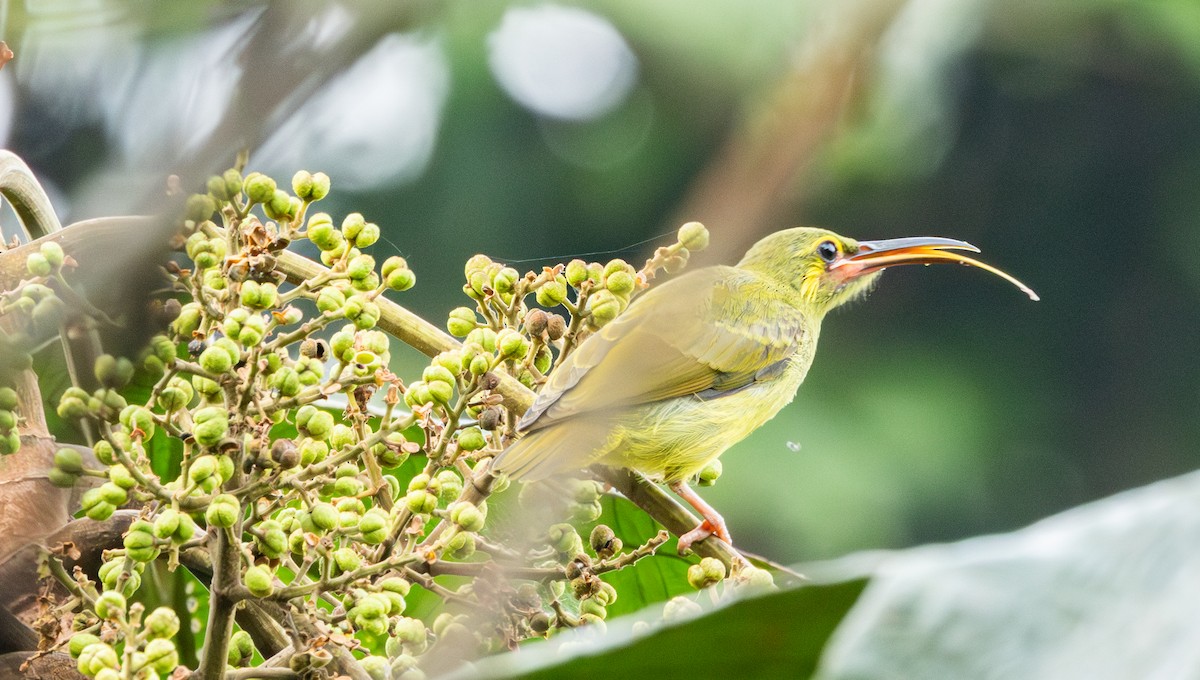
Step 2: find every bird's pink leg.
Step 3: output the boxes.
[668,481,732,553]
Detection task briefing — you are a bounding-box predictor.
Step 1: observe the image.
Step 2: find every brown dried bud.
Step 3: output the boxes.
[187,339,207,357]
[524,309,548,338]
[270,439,299,468]
[161,298,182,322]
[546,314,567,341]
[478,407,502,431]
[299,338,328,360]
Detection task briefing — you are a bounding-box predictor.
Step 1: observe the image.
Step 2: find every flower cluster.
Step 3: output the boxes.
[40,163,735,679]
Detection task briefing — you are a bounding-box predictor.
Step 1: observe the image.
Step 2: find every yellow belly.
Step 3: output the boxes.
[599,356,810,482]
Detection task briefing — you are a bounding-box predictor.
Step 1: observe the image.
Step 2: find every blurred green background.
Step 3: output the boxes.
[5,0,1199,564]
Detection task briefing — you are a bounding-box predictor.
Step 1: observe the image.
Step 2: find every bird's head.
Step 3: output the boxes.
[738,227,1037,317]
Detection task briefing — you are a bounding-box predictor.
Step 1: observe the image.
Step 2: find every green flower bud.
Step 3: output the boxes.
[548,523,583,556]
[579,597,607,620]
[385,266,415,291]
[381,256,407,279]
[193,415,228,448]
[447,307,478,337]
[97,481,128,506]
[605,270,635,296]
[244,564,275,598]
[354,222,380,248]
[404,489,437,515]
[534,346,552,374]
[299,438,328,466]
[329,423,357,450]
[104,463,134,490]
[53,447,84,474]
[81,489,115,521]
[446,531,476,559]
[423,364,457,387]
[69,632,102,659]
[119,405,156,438]
[346,253,375,281]
[78,642,120,675]
[466,327,497,353]
[223,168,243,197]
[316,286,347,313]
[536,276,569,308]
[467,353,490,377]
[40,241,65,269]
[562,258,588,286]
[124,523,160,563]
[25,252,51,277]
[352,300,380,329]
[94,354,135,389]
[171,302,203,337]
[492,267,520,294]
[94,591,127,620]
[185,193,217,221]
[361,655,390,680]
[677,221,709,251]
[256,523,287,559]
[587,289,621,327]
[358,508,389,544]
[229,630,255,666]
[153,509,181,540]
[31,295,67,332]
[456,426,486,452]
[341,212,366,240]
[307,212,342,250]
[392,617,426,647]
[205,494,238,528]
[157,377,194,411]
[291,170,314,200]
[192,375,220,397]
[305,501,335,532]
[663,595,703,621]
[0,387,15,411]
[427,378,454,405]
[332,547,362,573]
[144,637,179,675]
[244,172,277,203]
[208,174,231,200]
[697,459,722,486]
[302,410,334,439]
[48,467,78,487]
[188,455,220,487]
[449,501,486,532]
[464,253,493,279]
[603,258,635,279]
[687,556,727,589]
[496,329,526,358]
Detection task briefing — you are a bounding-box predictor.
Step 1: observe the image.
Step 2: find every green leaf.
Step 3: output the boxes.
[478,578,867,679]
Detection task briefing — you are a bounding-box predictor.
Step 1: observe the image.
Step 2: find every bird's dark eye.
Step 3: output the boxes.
[817,240,839,263]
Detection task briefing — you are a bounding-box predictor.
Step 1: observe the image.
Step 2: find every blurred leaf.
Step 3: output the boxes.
[476,577,867,679]
[809,469,1200,680]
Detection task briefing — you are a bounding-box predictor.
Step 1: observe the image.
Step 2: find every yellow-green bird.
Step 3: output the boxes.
[493,227,1036,551]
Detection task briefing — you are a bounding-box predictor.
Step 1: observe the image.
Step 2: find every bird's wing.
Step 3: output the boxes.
[519,266,809,433]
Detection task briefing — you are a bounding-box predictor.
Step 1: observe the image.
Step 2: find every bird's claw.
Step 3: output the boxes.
[677,518,731,554]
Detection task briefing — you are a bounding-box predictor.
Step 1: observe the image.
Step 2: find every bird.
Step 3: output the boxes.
[492,227,1037,552]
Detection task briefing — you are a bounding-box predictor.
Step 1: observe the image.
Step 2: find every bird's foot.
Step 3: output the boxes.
[677,517,732,554]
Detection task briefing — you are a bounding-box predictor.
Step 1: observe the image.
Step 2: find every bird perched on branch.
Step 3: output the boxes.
[493,227,1037,552]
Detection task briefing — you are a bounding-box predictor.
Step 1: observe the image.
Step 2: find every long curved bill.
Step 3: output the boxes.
[832,236,1039,301]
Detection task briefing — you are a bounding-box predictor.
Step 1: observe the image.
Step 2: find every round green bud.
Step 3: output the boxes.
[535,276,569,308]
[332,547,362,573]
[81,489,115,521]
[94,591,127,620]
[381,256,408,278]
[687,557,727,589]
[316,286,347,313]
[207,174,231,200]
[496,329,526,358]
[228,630,254,666]
[244,565,275,598]
[192,375,220,397]
[346,253,375,281]
[492,267,519,294]
[385,266,415,292]
[677,221,710,251]
[468,354,490,377]
[198,344,232,374]
[185,193,217,221]
[358,508,388,544]
[25,252,51,277]
[309,502,337,531]
[307,213,343,251]
[423,364,456,387]
[40,241,65,269]
[92,440,116,465]
[291,170,315,200]
[404,489,437,515]
[697,459,722,486]
[456,426,486,452]
[153,509,181,540]
[98,481,128,506]
[352,300,380,329]
[78,641,120,675]
[244,172,277,204]
[579,597,607,620]
[94,354,135,389]
[124,524,160,563]
[587,289,621,327]
[119,405,156,438]
[106,463,136,490]
[171,302,202,337]
[663,595,703,622]
[353,222,380,248]
[188,455,220,486]
[306,411,336,440]
[48,467,78,487]
[426,379,454,405]
[53,447,84,474]
[603,258,635,279]
[0,387,16,411]
[605,270,635,296]
[548,523,583,556]
[157,378,194,411]
[340,212,366,240]
[143,607,181,641]
[206,494,240,528]
[446,307,478,337]
[193,416,228,448]
[0,408,14,431]
[446,531,476,559]
[68,632,102,659]
[465,327,497,353]
[144,637,179,675]
[564,259,588,287]
[449,501,486,532]
[534,346,552,374]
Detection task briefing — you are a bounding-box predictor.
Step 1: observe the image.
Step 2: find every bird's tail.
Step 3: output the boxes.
[490,418,615,482]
